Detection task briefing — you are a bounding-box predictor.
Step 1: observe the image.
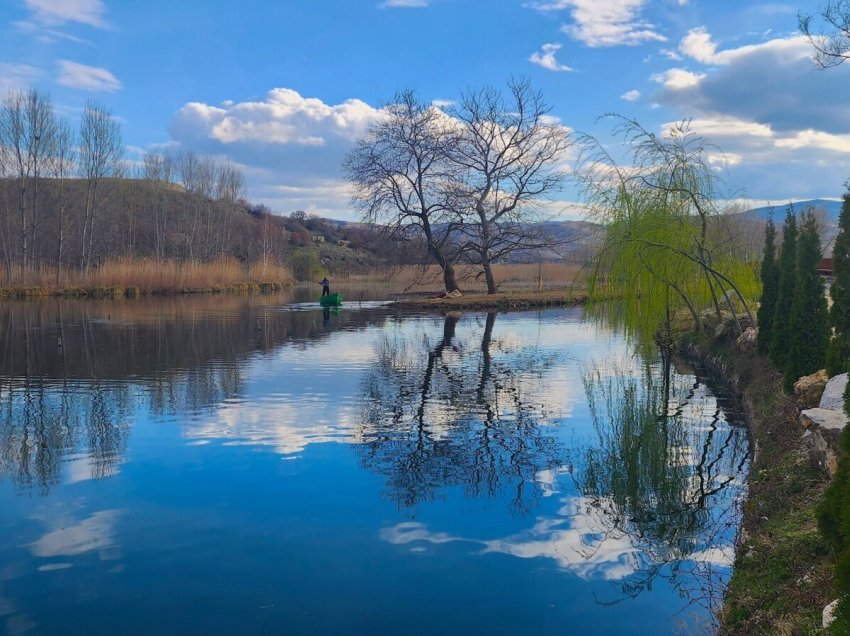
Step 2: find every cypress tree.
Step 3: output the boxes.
[827,190,850,376]
[770,207,797,370]
[757,216,779,355]
[784,211,829,391]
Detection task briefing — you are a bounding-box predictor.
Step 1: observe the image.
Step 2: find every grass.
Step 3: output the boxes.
[0,258,292,297]
[683,335,836,634]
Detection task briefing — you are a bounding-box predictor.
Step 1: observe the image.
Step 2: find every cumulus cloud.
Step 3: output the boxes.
[655,31,850,135]
[620,89,641,101]
[659,116,850,199]
[651,67,705,89]
[169,88,384,216]
[529,43,574,72]
[528,0,666,47]
[24,0,108,28]
[57,60,122,92]
[172,88,379,146]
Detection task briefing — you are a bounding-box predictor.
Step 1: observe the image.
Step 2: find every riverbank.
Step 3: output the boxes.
[682,335,835,634]
[393,289,587,311]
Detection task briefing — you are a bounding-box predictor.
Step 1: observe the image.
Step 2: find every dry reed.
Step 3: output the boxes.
[0,258,291,295]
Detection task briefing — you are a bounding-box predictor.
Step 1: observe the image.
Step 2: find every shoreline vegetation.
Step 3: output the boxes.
[683,328,835,634]
[0,258,292,298]
[0,261,586,300]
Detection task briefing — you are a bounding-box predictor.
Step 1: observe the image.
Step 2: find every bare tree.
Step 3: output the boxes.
[799,1,850,67]
[215,160,244,258]
[344,91,463,293]
[0,88,56,275]
[50,119,75,284]
[449,79,571,294]
[79,100,123,270]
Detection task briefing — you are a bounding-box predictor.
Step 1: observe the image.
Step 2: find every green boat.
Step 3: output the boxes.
[319,293,343,307]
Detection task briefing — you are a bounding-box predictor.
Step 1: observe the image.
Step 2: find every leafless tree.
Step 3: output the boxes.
[0,88,57,275]
[449,79,571,294]
[800,1,850,67]
[344,90,464,293]
[215,160,244,258]
[79,100,123,270]
[50,119,75,284]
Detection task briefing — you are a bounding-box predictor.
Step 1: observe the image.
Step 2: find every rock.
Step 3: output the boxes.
[820,373,849,411]
[714,314,755,340]
[701,309,732,331]
[736,327,758,353]
[823,599,840,629]
[800,407,849,476]
[794,370,829,409]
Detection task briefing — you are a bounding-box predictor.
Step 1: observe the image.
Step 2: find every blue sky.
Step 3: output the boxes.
[2,0,849,220]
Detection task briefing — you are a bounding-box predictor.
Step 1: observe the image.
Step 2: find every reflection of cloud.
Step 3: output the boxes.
[688,546,734,568]
[187,400,359,455]
[535,466,569,497]
[380,495,646,582]
[29,510,120,558]
[64,453,122,484]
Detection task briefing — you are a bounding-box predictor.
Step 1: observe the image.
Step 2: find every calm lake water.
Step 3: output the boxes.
[0,294,748,635]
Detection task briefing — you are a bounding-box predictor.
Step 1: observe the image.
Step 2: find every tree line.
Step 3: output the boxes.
[756,207,829,390]
[0,87,312,285]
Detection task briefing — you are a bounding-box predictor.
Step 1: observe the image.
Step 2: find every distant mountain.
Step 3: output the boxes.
[744,199,844,224]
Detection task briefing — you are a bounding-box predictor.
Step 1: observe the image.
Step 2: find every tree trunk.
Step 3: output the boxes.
[482,254,497,294]
[422,220,459,293]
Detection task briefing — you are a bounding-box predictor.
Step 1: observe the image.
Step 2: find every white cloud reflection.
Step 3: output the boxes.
[29,510,121,558]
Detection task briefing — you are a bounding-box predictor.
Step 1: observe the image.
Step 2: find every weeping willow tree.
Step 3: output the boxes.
[576,118,760,347]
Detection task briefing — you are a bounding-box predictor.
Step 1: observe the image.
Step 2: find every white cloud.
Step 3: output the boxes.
[168,88,384,216]
[378,0,428,7]
[173,88,379,146]
[679,27,811,66]
[0,63,44,93]
[57,60,122,92]
[656,116,850,199]
[621,89,641,101]
[529,43,574,72]
[14,19,93,45]
[774,129,850,154]
[527,0,666,47]
[651,67,705,89]
[24,0,108,28]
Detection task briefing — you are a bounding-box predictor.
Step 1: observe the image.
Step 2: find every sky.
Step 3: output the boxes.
[2,0,849,221]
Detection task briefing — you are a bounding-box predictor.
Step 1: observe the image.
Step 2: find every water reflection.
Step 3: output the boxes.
[0,296,391,492]
[358,313,564,513]
[0,298,749,634]
[573,356,748,614]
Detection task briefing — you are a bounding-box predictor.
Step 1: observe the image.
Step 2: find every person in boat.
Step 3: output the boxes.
[320,277,330,297]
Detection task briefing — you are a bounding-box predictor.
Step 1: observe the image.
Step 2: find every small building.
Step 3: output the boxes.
[337,239,351,248]
[312,234,325,243]
[818,258,834,277]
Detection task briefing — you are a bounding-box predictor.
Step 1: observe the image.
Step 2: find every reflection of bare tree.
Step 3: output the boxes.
[0,297,396,494]
[574,358,748,619]
[358,313,563,513]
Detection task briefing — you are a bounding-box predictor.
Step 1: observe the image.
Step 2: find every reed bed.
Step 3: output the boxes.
[0,258,292,297]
